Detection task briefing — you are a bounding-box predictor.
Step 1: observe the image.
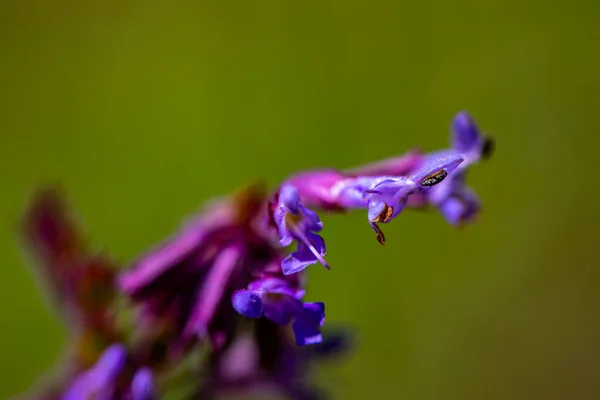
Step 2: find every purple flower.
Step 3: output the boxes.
[283,150,424,211]
[62,344,157,400]
[280,111,492,229]
[62,344,127,400]
[130,368,156,400]
[232,278,325,346]
[195,319,351,400]
[328,153,464,243]
[419,111,494,225]
[118,183,289,356]
[273,184,329,275]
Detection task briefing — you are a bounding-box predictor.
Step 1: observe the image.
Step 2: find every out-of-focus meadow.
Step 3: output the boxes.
[1,0,599,399]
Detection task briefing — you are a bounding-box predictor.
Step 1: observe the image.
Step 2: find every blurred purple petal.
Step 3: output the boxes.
[130,368,155,400]
[232,290,263,319]
[452,111,482,153]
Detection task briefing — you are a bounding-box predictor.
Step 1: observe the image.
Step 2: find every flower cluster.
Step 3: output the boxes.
[15,111,492,399]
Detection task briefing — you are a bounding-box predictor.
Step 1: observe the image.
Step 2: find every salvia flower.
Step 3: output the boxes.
[328,153,464,243]
[129,368,156,400]
[232,278,325,346]
[273,184,329,274]
[118,183,326,353]
[283,111,493,233]
[16,110,493,400]
[283,154,464,244]
[419,111,494,225]
[62,344,156,400]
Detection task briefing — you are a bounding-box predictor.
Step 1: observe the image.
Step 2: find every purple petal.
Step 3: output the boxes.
[302,302,326,326]
[232,290,263,319]
[279,184,301,213]
[130,368,155,400]
[291,302,325,346]
[439,198,464,225]
[184,246,240,337]
[249,278,303,299]
[275,206,294,247]
[452,111,481,153]
[344,150,423,177]
[332,176,393,208]
[281,233,327,275]
[298,205,323,233]
[368,178,411,199]
[118,223,209,295]
[439,188,480,225]
[62,344,127,400]
[92,344,127,382]
[367,201,387,222]
[284,169,348,210]
[262,294,297,325]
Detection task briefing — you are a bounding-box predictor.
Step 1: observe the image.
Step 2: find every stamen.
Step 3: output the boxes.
[372,204,393,223]
[482,136,495,159]
[288,220,330,270]
[370,222,386,245]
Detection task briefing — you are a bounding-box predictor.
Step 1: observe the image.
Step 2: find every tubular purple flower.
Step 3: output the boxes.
[232,278,325,346]
[273,184,329,274]
[62,344,127,400]
[130,368,156,400]
[118,183,302,357]
[61,344,157,400]
[278,111,492,230]
[283,150,424,212]
[329,153,464,243]
[420,111,494,225]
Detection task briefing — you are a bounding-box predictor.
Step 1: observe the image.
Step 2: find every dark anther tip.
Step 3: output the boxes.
[374,204,394,223]
[482,136,495,160]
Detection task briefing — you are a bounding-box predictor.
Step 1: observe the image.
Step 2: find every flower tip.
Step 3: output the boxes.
[279,184,301,212]
[452,111,482,153]
[370,222,386,245]
[88,343,127,383]
[98,343,127,369]
[232,290,263,319]
[131,368,155,400]
[453,110,473,126]
[482,135,495,159]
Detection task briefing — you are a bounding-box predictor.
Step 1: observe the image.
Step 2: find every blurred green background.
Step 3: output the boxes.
[1,0,599,399]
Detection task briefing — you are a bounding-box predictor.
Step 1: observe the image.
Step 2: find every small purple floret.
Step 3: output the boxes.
[232,290,263,319]
[422,111,492,225]
[232,278,325,346]
[62,344,127,400]
[131,368,156,400]
[274,184,329,274]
